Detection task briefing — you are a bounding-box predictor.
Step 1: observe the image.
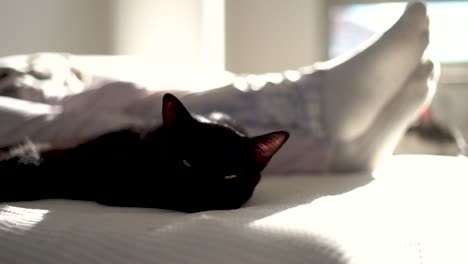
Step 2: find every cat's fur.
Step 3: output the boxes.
[0,93,289,213]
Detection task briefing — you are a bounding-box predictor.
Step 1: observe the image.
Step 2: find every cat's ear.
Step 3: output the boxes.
[251,131,289,170]
[162,93,193,128]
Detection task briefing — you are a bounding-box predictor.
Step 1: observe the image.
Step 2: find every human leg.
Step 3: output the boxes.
[174,1,434,173]
[319,0,430,141]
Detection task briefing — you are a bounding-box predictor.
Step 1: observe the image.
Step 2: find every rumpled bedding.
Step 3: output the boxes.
[0,53,233,148]
[1,155,467,264]
[0,53,331,173]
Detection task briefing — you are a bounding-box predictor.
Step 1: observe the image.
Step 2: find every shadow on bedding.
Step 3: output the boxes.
[0,173,373,263]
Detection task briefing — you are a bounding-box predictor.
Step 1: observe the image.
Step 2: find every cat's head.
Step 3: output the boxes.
[150,93,289,212]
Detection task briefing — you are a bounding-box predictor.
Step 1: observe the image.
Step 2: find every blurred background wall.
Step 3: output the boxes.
[0,0,113,56]
[0,0,327,73]
[225,0,327,73]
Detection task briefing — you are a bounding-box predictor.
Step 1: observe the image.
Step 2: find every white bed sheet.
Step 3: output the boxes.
[1,155,467,264]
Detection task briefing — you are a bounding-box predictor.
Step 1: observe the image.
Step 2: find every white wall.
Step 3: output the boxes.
[0,0,112,56]
[111,0,203,65]
[0,0,326,72]
[225,0,328,73]
[112,0,224,68]
[0,0,224,68]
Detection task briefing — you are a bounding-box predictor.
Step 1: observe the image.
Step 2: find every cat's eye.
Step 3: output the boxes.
[224,175,237,180]
[182,159,192,168]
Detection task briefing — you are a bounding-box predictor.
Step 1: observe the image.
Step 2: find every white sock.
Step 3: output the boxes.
[329,57,440,172]
[319,1,430,141]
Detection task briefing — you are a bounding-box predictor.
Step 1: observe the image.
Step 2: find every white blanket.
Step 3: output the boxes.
[0,53,331,173]
[0,53,236,148]
[1,155,467,264]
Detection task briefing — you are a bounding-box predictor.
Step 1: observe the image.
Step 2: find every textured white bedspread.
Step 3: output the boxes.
[1,155,467,264]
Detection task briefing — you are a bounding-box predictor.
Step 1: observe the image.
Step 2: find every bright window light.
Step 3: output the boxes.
[0,205,48,233]
[329,1,468,63]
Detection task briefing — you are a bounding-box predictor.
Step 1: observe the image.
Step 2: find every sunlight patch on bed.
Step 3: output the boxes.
[372,154,468,179]
[249,156,468,263]
[247,195,430,263]
[0,205,49,233]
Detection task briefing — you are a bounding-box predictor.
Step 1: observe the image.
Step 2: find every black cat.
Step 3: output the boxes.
[0,93,289,213]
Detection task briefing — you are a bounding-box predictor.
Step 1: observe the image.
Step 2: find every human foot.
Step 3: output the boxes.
[320,1,430,141]
[329,57,440,172]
